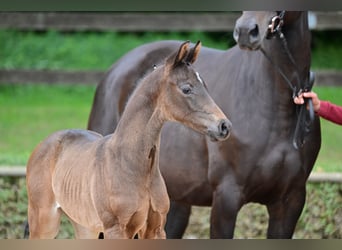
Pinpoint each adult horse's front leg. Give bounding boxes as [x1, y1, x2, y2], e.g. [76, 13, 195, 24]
[165, 201, 192, 238]
[210, 178, 242, 238]
[266, 186, 306, 238]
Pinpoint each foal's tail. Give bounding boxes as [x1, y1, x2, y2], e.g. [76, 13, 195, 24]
[23, 220, 29, 239]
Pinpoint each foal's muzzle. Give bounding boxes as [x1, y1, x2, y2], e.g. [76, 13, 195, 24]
[208, 119, 232, 141]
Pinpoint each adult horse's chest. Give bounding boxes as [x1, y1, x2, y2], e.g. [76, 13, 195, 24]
[208, 68, 301, 200]
[236, 127, 303, 202]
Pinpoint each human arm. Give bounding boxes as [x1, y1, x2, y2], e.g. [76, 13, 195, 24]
[294, 91, 342, 125]
[317, 101, 342, 125]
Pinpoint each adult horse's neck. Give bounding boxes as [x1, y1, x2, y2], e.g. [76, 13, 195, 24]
[263, 12, 310, 95]
[258, 12, 311, 141]
[228, 12, 311, 143]
[109, 68, 165, 172]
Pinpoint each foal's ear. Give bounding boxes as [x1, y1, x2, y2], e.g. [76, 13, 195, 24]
[186, 41, 201, 64]
[167, 41, 190, 68]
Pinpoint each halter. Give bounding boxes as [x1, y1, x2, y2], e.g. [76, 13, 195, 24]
[266, 11, 285, 39]
[262, 11, 315, 149]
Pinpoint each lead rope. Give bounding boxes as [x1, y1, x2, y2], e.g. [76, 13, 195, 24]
[292, 72, 315, 149]
[262, 12, 315, 149]
[260, 47, 297, 95]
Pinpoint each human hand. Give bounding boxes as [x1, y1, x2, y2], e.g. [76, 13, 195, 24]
[293, 91, 320, 112]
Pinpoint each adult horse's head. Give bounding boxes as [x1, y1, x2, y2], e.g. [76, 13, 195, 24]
[160, 41, 232, 141]
[233, 11, 303, 50]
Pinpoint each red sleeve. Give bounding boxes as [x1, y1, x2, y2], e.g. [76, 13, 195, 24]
[317, 101, 342, 125]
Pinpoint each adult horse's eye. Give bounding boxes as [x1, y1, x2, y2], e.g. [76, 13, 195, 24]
[180, 85, 192, 95]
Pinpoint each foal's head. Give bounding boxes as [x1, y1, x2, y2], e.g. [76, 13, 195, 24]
[158, 41, 231, 141]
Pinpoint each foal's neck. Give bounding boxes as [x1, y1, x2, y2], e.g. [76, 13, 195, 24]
[110, 68, 165, 166]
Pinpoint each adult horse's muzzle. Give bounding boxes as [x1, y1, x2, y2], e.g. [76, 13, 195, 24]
[233, 12, 268, 51]
[208, 118, 232, 142]
[233, 21, 261, 51]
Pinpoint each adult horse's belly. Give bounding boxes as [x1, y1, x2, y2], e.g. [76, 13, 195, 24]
[159, 123, 213, 206]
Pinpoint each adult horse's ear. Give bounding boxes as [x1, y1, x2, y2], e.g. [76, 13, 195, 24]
[186, 41, 201, 64]
[167, 41, 190, 68]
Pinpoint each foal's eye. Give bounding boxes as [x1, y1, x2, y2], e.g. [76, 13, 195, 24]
[180, 85, 192, 95]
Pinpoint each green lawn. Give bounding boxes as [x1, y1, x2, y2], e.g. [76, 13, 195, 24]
[0, 30, 232, 71]
[1, 30, 342, 70]
[311, 30, 342, 70]
[0, 84, 96, 165]
[312, 86, 342, 172]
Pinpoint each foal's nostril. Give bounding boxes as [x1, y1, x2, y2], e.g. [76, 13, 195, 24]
[219, 119, 231, 138]
[249, 24, 259, 38]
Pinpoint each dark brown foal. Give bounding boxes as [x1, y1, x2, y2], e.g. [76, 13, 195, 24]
[26, 41, 231, 239]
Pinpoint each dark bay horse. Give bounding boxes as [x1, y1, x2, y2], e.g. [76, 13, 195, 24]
[26, 41, 231, 239]
[87, 11, 321, 238]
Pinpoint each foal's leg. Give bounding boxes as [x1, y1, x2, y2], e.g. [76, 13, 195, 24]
[68, 219, 99, 239]
[28, 202, 62, 239]
[139, 209, 167, 239]
[103, 225, 129, 239]
[27, 173, 62, 238]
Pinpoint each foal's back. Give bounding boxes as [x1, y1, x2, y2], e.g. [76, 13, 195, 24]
[26, 129, 104, 202]
[27, 129, 103, 170]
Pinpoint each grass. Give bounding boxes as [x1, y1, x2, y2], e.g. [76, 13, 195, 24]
[0, 84, 96, 165]
[0, 30, 232, 71]
[312, 86, 342, 172]
[311, 30, 342, 70]
[1, 29, 342, 70]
